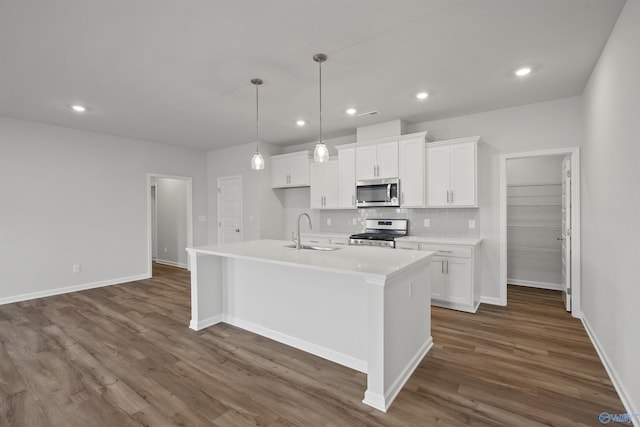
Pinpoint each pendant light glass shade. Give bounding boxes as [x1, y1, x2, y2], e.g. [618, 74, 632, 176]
[250, 78, 265, 170]
[313, 53, 329, 163]
[251, 152, 264, 169]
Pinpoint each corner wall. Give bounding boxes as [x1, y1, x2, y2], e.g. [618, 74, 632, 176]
[0, 117, 208, 303]
[582, 0, 640, 416]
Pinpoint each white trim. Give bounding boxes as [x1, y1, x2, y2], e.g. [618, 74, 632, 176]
[363, 337, 433, 412]
[508, 279, 563, 291]
[0, 274, 150, 306]
[581, 314, 639, 426]
[479, 296, 504, 306]
[154, 259, 188, 269]
[224, 315, 368, 373]
[147, 173, 194, 277]
[432, 300, 479, 313]
[499, 147, 581, 317]
[189, 314, 223, 331]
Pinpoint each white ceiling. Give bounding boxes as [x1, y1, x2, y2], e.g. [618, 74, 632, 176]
[0, 0, 626, 151]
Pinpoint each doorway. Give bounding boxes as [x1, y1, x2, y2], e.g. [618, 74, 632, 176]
[499, 147, 581, 317]
[217, 175, 243, 244]
[147, 174, 193, 277]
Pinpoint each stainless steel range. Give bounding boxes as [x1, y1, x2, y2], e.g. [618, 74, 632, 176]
[349, 219, 408, 248]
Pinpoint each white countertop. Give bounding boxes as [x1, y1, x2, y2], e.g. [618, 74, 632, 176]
[395, 236, 483, 246]
[187, 239, 433, 280]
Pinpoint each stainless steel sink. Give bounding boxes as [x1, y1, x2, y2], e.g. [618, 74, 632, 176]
[283, 243, 342, 251]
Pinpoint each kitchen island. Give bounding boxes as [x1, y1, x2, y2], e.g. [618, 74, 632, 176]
[186, 239, 434, 412]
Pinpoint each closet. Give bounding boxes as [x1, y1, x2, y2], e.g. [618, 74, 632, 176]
[507, 156, 564, 289]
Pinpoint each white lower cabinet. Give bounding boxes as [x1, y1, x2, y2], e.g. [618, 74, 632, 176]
[396, 240, 480, 313]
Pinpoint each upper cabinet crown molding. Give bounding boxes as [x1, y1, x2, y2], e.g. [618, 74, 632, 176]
[334, 131, 434, 151]
[270, 151, 311, 188]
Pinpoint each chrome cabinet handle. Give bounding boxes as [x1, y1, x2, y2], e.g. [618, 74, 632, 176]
[441, 260, 444, 274]
[446, 190, 450, 203]
[446, 260, 449, 274]
[451, 191, 454, 203]
[438, 250, 453, 253]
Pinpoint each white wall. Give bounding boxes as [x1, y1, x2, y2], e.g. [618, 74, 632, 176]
[155, 178, 188, 267]
[0, 117, 207, 303]
[206, 142, 284, 244]
[507, 156, 563, 185]
[582, 0, 640, 416]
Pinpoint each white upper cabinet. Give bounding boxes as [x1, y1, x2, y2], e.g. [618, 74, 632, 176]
[337, 147, 356, 209]
[355, 141, 398, 180]
[399, 137, 426, 208]
[310, 160, 338, 209]
[426, 137, 479, 208]
[270, 151, 311, 188]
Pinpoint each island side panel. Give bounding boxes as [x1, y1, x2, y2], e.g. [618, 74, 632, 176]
[363, 258, 433, 412]
[223, 257, 369, 372]
[188, 251, 224, 330]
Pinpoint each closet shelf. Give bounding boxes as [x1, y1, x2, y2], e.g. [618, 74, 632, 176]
[508, 246, 561, 254]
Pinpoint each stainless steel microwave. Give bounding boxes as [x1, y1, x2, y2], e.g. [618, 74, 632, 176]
[356, 178, 400, 208]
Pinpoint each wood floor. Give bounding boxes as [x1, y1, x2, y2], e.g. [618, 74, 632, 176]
[0, 264, 625, 426]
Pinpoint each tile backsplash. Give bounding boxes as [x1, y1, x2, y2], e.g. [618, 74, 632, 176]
[317, 208, 481, 237]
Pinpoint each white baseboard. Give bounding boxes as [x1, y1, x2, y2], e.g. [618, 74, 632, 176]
[581, 313, 639, 427]
[155, 259, 188, 269]
[189, 314, 223, 331]
[478, 296, 505, 306]
[364, 337, 433, 412]
[224, 315, 367, 373]
[0, 273, 150, 306]
[508, 279, 563, 291]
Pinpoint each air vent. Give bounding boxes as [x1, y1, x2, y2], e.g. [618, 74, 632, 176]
[358, 110, 380, 117]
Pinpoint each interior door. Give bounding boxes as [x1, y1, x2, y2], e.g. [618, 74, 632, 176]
[561, 156, 572, 311]
[218, 175, 243, 244]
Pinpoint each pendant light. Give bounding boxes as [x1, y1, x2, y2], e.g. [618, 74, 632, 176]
[313, 53, 329, 163]
[250, 78, 265, 170]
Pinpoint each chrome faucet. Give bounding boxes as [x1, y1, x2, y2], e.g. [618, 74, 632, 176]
[296, 212, 312, 250]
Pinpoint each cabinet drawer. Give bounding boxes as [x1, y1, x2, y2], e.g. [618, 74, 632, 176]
[418, 244, 471, 258]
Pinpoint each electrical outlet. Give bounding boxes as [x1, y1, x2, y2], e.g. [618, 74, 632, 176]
[164, 247, 168, 253]
[352, 218, 357, 225]
[424, 219, 430, 227]
[327, 218, 332, 226]
[469, 220, 476, 229]
[72, 265, 81, 273]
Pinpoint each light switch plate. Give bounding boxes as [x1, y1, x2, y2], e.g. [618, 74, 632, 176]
[424, 219, 430, 227]
[469, 220, 476, 229]
[327, 218, 332, 226]
[352, 218, 357, 225]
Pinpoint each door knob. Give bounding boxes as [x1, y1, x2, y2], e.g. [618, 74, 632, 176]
[236, 229, 240, 232]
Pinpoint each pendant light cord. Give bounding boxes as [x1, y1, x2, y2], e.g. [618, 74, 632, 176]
[255, 82, 260, 153]
[318, 59, 323, 144]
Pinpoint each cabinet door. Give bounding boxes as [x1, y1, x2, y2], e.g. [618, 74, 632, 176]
[450, 143, 476, 206]
[426, 145, 451, 207]
[323, 161, 339, 208]
[430, 257, 445, 300]
[376, 141, 399, 178]
[271, 156, 290, 188]
[444, 258, 472, 305]
[289, 153, 310, 187]
[399, 138, 425, 207]
[309, 162, 324, 209]
[355, 144, 378, 180]
[337, 148, 356, 208]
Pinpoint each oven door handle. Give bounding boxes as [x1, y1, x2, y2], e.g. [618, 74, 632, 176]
[387, 183, 391, 203]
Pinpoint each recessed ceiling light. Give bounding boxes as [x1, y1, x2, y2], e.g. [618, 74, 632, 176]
[296, 120, 306, 127]
[346, 108, 357, 115]
[70, 104, 87, 113]
[515, 67, 532, 77]
[415, 92, 429, 100]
